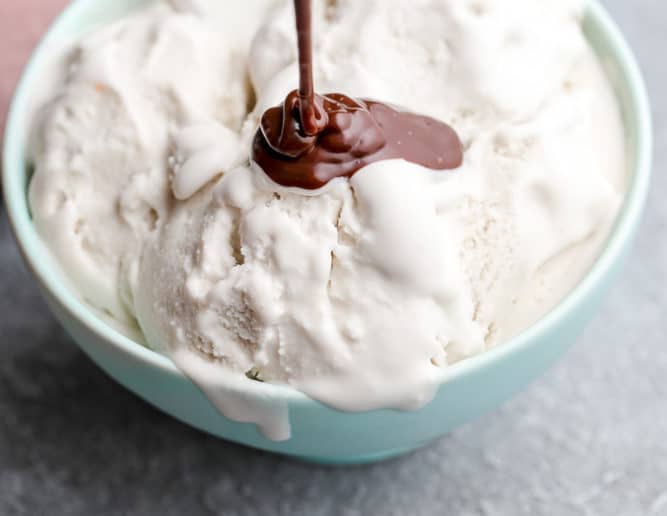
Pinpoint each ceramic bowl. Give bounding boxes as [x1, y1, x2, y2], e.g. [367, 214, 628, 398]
[2, 0, 652, 464]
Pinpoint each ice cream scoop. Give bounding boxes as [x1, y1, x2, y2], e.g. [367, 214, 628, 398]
[28, 0, 627, 440]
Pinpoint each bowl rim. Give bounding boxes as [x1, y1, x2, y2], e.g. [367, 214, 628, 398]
[2, 0, 653, 406]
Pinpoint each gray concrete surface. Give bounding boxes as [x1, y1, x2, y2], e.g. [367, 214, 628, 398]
[1, 1, 665, 515]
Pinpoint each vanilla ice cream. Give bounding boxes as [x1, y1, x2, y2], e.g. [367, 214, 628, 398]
[29, 1, 269, 327]
[29, 0, 626, 440]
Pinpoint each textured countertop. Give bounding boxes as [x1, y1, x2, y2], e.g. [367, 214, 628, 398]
[1, 1, 665, 515]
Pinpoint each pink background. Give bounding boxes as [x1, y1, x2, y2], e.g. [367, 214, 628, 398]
[0, 0, 67, 139]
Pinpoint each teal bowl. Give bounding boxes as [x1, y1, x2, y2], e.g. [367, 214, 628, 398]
[2, 0, 652, 464]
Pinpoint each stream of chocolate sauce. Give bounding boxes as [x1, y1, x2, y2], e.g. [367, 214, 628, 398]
[252, 0, 464, 190]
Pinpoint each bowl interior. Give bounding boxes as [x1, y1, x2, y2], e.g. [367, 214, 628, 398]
[2, 0, 652, 403]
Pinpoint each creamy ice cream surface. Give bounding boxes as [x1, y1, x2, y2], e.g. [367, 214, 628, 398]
[29, 0, 626, 440]
[28, 1, 269, 326]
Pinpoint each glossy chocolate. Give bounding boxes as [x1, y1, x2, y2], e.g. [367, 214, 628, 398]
[252, 0, 463, 189]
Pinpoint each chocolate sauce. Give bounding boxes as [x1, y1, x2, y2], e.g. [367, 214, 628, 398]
[252, 0, 463, 190]
[294, 0, 323, 136]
